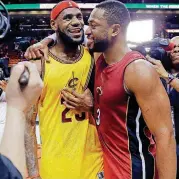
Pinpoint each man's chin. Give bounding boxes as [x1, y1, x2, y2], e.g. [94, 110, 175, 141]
[70, 40, 84, 47]
[91, 47, 106, 53]
[91, 41, 109, 53]
[72, 38, 83, 44]
[58, 30, 84, 46]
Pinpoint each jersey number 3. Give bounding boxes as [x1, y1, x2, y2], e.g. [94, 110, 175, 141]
[96, 108, 100, 126]
[61, 98, 86, 123]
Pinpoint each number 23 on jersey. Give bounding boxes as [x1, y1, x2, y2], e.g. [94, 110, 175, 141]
[61, 98, 86, 123]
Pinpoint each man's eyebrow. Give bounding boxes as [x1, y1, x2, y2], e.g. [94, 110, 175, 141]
[63, 12, 82, 18]
[63, 14, 73, 19]
[88, 19, 97, 24]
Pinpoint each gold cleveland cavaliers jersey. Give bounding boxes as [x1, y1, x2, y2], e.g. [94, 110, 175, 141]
[38, 46, 103, 179]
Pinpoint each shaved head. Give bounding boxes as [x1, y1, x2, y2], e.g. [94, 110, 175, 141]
[171, 36, 179, 45]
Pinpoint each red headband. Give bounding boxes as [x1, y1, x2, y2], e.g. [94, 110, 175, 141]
[51, 1, 80, 20]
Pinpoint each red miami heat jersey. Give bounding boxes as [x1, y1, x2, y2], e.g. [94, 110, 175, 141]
[94, 51, 158, 179]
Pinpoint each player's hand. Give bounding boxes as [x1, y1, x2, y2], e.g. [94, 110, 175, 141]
[0, 80, 7, 91]
[146, 55, 168, 78]
[24, 42, 49, 62]
[6, 61, 43, 113]
[61, 88, 93, 112]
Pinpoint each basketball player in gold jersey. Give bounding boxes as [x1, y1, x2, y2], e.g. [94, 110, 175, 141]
[24, 1, 103, 179]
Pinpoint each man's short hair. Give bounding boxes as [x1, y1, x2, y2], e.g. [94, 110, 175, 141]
[171, 36, 179, 46]
[96, 0, 131, 33]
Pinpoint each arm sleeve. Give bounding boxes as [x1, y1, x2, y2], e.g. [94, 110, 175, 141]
[0, 154, 22, 179]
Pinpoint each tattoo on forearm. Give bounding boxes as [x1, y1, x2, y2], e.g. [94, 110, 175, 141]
[25, 105, 39, 176]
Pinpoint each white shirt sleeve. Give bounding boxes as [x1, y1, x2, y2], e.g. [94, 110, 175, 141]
[46, 33, 57, 43]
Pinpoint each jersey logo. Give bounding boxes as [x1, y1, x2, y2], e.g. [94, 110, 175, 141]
[96, 86, 103, 96]
[68, 78, 79, 90]
[96, 86, 103, 104]
[67, 71, 79, 90]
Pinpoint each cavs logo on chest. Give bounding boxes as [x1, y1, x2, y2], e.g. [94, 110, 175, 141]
[68, 77, 79, 90]
[67, 71, 79, 90]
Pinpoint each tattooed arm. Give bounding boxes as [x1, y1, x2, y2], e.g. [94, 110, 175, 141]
[25, 60, 43, 179]
[25, 104, 40, 179]
[0, 62, 43, 178]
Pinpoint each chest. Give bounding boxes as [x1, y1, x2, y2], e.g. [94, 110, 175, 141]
[44, 60, 89, 91]
[95, 65, 127, 106]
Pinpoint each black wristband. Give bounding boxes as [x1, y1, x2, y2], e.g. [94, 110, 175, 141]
[168, 73, 175, 84]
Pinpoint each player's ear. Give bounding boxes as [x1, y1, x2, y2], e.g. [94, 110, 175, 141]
[51, 20, 58, 31]
[110, 24, 121, 37]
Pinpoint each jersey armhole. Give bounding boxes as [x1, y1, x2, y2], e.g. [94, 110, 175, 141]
[123, 58, 145, 96]
[123, 82, 132, 95]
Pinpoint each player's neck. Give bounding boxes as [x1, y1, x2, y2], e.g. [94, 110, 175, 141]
[103, 37, 131, 65]
[56, 38, 79, 53]
[51, 42, 81, 62]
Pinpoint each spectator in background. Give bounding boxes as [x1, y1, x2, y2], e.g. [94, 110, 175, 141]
[0, 61, 43, 179]
[147, 36, 179, 178]
[147, 36, 179, 91]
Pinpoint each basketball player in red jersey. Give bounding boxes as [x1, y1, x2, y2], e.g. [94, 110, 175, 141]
[60, 1, 176, 179]
[24, 1, 176, 178]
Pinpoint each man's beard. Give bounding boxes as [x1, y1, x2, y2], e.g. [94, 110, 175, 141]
[91, 38, 109, 53]
[57, 29, 84, 48]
